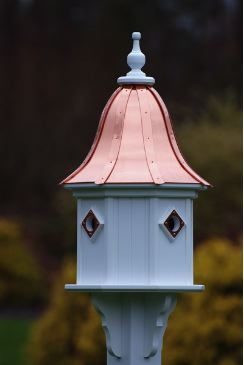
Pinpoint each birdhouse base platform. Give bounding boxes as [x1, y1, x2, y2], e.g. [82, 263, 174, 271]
[65, 284, 205, 292]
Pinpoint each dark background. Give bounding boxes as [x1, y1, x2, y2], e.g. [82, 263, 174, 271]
[1, 0, 241, 210]
[0, 0, 242, 262]
[0, 1, 242, 365]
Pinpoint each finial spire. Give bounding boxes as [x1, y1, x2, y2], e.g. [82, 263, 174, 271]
[117, 32, 155, 86]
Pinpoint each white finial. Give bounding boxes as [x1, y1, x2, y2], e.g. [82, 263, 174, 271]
[117, 32, 155, 86]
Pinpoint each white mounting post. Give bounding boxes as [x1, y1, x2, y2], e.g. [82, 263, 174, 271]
[92, 293, 176, 365]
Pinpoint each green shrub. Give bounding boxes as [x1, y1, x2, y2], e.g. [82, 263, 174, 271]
[29, 259, 105, 365]
[30, 238, 242, 365]
[177, 95, 242, 240]
[164, 238, 242, 365]
[0, 219, 44, 308]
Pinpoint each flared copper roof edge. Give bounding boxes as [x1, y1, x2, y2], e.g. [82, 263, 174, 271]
[60, 87, 122, 185]
[149, 88, 210, 187]
[63, 182, 208, 191]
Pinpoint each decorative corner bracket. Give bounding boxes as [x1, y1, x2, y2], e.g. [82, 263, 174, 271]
[92, 293, 177, 365]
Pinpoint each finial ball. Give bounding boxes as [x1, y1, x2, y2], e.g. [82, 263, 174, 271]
[132, 32, 141, 40]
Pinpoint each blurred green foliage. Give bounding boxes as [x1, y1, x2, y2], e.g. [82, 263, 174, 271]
[29, 238, 242, 365]
[29, 259, 105, 365]
[164, 238, 242, 365]
[0, 219, 45, 308]
[0, 319, 33, 365]
[177, 95, 242, 240]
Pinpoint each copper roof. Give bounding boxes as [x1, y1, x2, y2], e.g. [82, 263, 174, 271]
[62, 85, 209, 186]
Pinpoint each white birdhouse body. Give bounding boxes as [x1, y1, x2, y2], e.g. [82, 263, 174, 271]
[64, 184, 205, 291]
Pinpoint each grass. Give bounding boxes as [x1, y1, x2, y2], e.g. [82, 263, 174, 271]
[0, 318, 34, 365]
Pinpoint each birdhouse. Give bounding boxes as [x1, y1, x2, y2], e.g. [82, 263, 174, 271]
[62, 32, 209, 365]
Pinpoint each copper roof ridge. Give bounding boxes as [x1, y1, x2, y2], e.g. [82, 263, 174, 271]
[136, 86, 164, 184]
[95, 87, 133, 184]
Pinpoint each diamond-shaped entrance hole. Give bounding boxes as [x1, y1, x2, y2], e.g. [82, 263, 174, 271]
[82, 210, 100, 238]
[164, 210, 184, 238]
